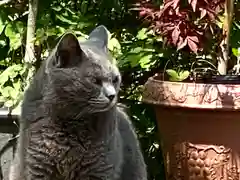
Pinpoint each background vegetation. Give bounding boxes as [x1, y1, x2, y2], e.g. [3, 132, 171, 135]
[0, 0, 239, 179]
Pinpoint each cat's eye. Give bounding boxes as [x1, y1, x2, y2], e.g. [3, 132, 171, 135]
[112, 76, 119, 84]
[94, 78, 102, 85]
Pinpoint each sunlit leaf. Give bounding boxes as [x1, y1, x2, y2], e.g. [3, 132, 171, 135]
[166, 69, 179, 81]
[232, 48, 239, 57]
[139, 54, 153, 69]
[5, 22, 23, 50]
[136, 28, 148, 40]
[0, 72, 8, 84]
[9, 88, 18, 99]
[108, 37, 121, 51]
[4, 99, 14, 107]
[179, 70, 190, 80]
[1, 86, 14, 98]
[0, 64, 23, 84]
[13, 80, 21, 91]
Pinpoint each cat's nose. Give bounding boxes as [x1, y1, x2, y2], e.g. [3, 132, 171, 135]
[107, 95, 115, 101]
[103, 82, 116, 102]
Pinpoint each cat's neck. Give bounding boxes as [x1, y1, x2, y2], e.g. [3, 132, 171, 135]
[89, 107, 118, 140]
[44, 106, 118, 141]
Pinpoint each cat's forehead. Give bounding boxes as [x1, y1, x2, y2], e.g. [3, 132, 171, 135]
[80, 43, 118, 73]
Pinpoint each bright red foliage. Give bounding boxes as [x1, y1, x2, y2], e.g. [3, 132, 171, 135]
[136, 0, 225, 53]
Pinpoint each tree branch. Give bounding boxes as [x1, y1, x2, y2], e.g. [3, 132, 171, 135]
[217, 0, 234, 75]
[0, 0, 12, 6]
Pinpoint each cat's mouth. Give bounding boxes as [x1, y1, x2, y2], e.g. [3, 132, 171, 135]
[99, 96, 117, 112]
[88, 96, 117, 112]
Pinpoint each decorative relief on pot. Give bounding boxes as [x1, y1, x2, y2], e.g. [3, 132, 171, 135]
[166, 142, 240, 180]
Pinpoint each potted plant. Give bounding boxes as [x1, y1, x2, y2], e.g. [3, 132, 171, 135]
[136, 0, 240, 179]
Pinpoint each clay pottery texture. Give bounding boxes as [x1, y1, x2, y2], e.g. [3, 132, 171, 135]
[142, 74, 240, 180]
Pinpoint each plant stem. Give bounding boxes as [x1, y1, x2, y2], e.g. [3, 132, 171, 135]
[24, 0, 39, 88]
[217, 0, 234, 75]
[19, 0, 39, 178]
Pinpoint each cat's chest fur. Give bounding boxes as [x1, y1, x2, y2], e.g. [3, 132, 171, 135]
[27, 110, 123, 180]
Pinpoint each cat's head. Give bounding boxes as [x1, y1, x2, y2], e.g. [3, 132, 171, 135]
[43, 25, 121, 119]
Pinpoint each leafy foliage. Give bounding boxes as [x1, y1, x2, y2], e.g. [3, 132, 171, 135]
[137, 0, 225, 53]
[136, 0, 240, 79]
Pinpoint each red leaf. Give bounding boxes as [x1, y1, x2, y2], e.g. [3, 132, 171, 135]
[164, 1, 174, 10]
[188, 36, 199, 43]
[173, 0, 180, 9]
[200, 9, 207, 19]
[177, 37, 188, 50]
[191, 0, 197, 12]
[207, 11, 215, 20]
[187, 37, 198, 53]
[203, 0, 210, 4]
[165, 26, 175, 31]
[172, 27, 180, 45]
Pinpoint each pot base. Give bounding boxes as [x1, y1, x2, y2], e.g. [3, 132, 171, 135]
[155, 106, 240, 180]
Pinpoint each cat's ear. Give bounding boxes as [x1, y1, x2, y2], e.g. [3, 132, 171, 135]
[53, 32, 82, 68]
[88, 25, 109, 49]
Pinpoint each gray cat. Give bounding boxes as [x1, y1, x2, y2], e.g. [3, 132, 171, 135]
[9, 25, 147, 180]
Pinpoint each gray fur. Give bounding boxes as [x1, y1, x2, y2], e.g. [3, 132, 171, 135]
[9, 25, 147, 180]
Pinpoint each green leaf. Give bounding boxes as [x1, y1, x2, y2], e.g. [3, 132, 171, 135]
[1, 86, 14, 98]
[0, 71, 9, 84]
[136, 28, 148, 40]
[5, 23, 23, 50]
[15, 21, 24, 32]
[108, 37, 121, 51]
[178, 70, 190, 81]
[9, 88, 18, 99]
[139, 54, 153, 69]
[77, 36, 87, 41]
[5, 21, 24, 37]
[56, 14, 77, 25]
[52, 6, 62, 11]
[5, 23, 14, 37]
[166, 69, 179, 81]
[0, 96, 4, 103]
[126, 53, 142, 67]
[166, 69, 190, 82]
[0, 64, 23, 84]
[4, 99, 14, 108]
[13, 80, 21, 91]
[0, 16, 6, 35]
[216, 15, 224, 29]
[232, 48, 239, 57]
[0, 39, 6, 47]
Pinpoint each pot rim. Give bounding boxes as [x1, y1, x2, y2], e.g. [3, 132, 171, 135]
[142, 74, 240, 111]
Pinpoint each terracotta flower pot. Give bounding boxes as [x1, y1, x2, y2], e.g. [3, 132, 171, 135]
[142, 74, 240, 180]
